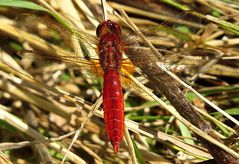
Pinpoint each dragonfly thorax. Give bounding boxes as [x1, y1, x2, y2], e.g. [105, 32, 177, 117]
[98, 33, 123, 71]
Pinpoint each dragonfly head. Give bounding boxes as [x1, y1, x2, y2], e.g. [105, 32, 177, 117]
[96, 20, 121, 37]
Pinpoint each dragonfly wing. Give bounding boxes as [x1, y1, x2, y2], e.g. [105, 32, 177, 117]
[122, 11, 203, 50]
[16, 49, 103, 83]
[159, 48, 222, 76]
[123, 32, 221, 93]
[120, 71, 153, 97]
[16, 14, 99, 50]
[120, 11, 212, 84]
[123, 47, 221, 77]
[6, 15, 103, 82]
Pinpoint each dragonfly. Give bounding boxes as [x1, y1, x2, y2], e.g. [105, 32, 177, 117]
[3, 11, 219, 153]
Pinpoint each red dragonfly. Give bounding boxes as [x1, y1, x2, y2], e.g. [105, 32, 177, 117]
[96, 20, 124, 152]
[12, 12, 217, 153]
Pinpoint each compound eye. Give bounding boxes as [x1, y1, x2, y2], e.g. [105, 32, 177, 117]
[96, 21, 107, 37]
[110, 23, 121, 34]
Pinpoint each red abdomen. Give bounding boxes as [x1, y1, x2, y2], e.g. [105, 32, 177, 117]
[103, 68, 124, 153]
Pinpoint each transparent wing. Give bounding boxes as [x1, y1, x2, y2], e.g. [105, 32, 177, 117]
[15, 14, 99, 50]
[16, 49, 103, 81]
[123, 11, 203, 49]
[11, 12, 220, 95]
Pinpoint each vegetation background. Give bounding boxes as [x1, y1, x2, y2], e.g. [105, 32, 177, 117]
[0, 0, 238, 163]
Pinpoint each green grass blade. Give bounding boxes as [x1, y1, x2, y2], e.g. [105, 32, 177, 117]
[0, 0, 71, 31]
[212, 108, 239, 116]
[178, 121, 195, 145]
[0, 0, 49, 12]
[131, 137, 146, 164]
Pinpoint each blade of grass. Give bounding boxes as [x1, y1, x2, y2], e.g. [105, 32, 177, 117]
[177, 120, 195, 145]
[131, 138, 146, 164]
[205, 14, 239, 36]
[0, 0, 49, 12]
[160, 0, 190, 11]
[0, 0, 71, 31]
[124, 126, 137, 164]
